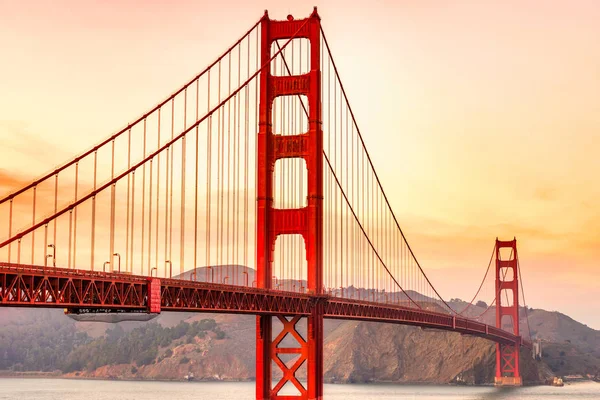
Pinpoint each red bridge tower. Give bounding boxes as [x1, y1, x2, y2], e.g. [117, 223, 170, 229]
[256, 8, 324, 400]
[495, 238, 522, 386]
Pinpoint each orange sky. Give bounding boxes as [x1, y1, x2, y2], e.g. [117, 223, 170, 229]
[1, 1, 599, 328]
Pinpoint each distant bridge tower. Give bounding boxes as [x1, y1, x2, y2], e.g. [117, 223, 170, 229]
[255, 8, 324, 400]
[495, 238, 522, 386]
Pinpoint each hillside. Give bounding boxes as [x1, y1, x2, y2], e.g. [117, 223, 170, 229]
[446, 299, 600, 378]
[1, 268, 598, 384]
[2, 300, 599, 384]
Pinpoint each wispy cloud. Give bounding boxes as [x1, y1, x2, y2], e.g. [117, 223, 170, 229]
[0, 120, 70, 164]
[0, 169, 32, 192]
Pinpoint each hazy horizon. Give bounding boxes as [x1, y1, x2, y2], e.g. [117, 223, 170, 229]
[1, 1, 598, 329]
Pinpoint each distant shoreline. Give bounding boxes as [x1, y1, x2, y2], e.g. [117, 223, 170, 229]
[2, 372, 587, 386]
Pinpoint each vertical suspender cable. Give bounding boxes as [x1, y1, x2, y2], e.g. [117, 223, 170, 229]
[73, 162, 79, 268]
[68, 208, 72, 268]
[226, 53, 231, 280]
[53, 174, 58, 261]
[110, 140, 116, 272]
[91, 150, 97, 270]
[169, 99, 175, 273]
[126, 128, 131, 273]
[235, 44, 241, 284]
[148, 155, 153, 275]
[31, 186, 36, 264]
[164, 110, 170, 276]
[141, 119, 147, 275]
[243, 36, 250, 284]
[8, 199, 12, 262]
[206, 70, 212, 281]
[130, 168, 136, 275]
[345, 100, 349, 293]
[217, 60, 222, 281]
[181, 88, 187, 277]
[194, 79, 200, 279]
[333, 70, 337, 291]
[155, 111, 161, 276]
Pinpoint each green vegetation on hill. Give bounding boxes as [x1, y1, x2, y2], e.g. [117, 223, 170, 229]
[1, 303, 599, 383]
[0, 309, 224, 374]
[0, 310, 88, 372]
[62, 319, 225, 372]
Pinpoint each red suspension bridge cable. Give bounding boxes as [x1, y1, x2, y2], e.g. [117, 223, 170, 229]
[518, 258, 533, 340]
[322, 154, 421, 308]
[468, 247, 513, 321]
[320, 27, 453, 313]
[274, 41, 420, 308]
[0, 19, 262, 206]
[0, 18, 310, 250]
[452, 243, 496, 316]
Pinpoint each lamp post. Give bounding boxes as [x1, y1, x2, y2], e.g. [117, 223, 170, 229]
[113, 253, 121, 273]
[103, 261, 110, 272]
[165, 260, 172, 278]
[151, 267, 157, 277]
[252, 280, 257, 287]
[47, 244, 56, 267]
[223, 276, 229, 284]
[242, 271, 248, 287]
[207, 266, 213, 283]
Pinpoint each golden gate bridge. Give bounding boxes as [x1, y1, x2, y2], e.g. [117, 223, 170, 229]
[0, 8, 533, 399]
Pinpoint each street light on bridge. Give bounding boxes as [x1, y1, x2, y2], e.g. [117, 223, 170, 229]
[165, 260, 172, 278]
[112, 253, 121, 273]
[103, 261, 110, 272]
[242, 271, 248, 287]
[46, 244, 56, 267]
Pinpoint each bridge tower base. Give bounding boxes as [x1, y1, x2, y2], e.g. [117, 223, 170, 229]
[256, 9, 323, 400]
[494, 238, 522, 387]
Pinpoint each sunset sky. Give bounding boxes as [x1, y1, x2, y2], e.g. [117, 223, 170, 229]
[1, 1, 599, 328]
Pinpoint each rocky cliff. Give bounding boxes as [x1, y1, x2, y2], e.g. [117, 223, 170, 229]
[3, 304, 596, 384]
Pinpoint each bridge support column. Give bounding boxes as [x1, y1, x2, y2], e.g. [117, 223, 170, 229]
[256, 8, 323, 400]
[307, 303, 324, 399]
[494, 238, 522, 387]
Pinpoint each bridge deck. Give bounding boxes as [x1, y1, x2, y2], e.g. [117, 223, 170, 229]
[0, 263, 523, 346]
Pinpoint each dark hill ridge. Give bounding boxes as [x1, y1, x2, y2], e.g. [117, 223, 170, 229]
[1, 277, 599, 383]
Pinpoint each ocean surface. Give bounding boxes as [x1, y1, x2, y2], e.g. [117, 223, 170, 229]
[0, 379, 598, 400]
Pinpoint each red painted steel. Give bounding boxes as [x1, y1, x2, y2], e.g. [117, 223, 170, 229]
[324, 298, 519, 345]
[148, 278, 161, 313]
[256, 8, 323, 400]
[494, 239, 522, 386]
[0, 263, 525, 347]
[0, 9, 532, 397]
[0, 263, 147, 311]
